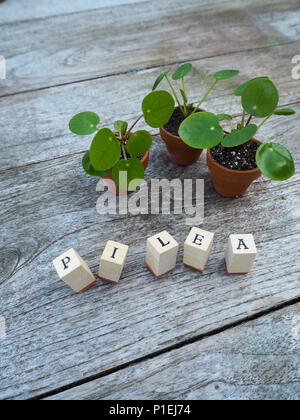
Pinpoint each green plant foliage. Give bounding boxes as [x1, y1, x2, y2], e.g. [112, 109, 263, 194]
[69, 112, 100, 135]
[234, 77, 269, 96]
[126, 130, 152, 157]
[172, 63, 193, 80]
[273, 108, 296, 116]
[217, 113, 233, 121]
[152, 70, 170, 91]
[112, 158, 145, 190]
[213, 69, 239, 80]
[242, 79, 279, 118]
[256, 143, 295, 181]
[221, 124, 258, 147]
[142, 91, 175, 128]
[114, 120, 128, 137]
[90, 128, 121, 171]
[178, 112, 223, 149]
[82, 152, 111, 177]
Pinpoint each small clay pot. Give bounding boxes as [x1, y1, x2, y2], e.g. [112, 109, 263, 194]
[160, 108, 204, 166]
[102, 151, 150, 195]
[206, 139, 262, 198]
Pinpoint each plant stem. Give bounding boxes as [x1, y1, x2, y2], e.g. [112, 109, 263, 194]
[165, 75, 185, 115]
[241, 110, 246, 127]
[192, 79, 218, 114]
[257, 112, 274, 130]
[246, 115, 253, 126]
[127, 115, 143, 135]
[121, 144, 128, 160]
[182, 77, 187, 115]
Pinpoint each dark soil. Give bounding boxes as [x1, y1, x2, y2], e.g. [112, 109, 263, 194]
[164, 108, 201, 136]
[211, 140, 259, 171]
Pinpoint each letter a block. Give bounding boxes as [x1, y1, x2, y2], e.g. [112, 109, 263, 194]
[98, 241, 129, 283]
[146, 230, 179, 278]
[53, 248, 96, 293]
[184, 227, 215, 271]
[225, 234, 257, 274]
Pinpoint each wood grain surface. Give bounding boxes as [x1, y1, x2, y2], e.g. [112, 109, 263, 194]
[0, 0, 299, 400]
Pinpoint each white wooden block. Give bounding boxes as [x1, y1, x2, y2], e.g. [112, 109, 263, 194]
[183, 227, 215, 272]
[146, 230, 179, 278]
[98, 241, 129, 283]
[225, 234, 257, 274]
[53, 248, 96, 293]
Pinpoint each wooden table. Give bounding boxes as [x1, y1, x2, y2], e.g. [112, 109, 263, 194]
[0, 0, 299, 400]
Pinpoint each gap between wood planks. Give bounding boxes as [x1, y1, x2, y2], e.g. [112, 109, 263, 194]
[0, 39, 299, 100]
[31, 296, 300, 400]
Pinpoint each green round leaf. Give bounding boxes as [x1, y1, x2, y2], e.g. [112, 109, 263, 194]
[69, 112, 100, 135]
[213, 69, 239, 80]
[114, 120, 128, 137]
[112, 157, 145, 191]
[256, 143, 295, 181]
[221, 124, 258, 147]
[234, 77, 269, 96]
[142, 90, 175, 128]
[82, 151, 111, 177]
[178, 112, 223, 149]
[217, 113, 233, 121]
[90, 128, 121, 171]
[274, 108, 296, 116]
[242, 79, 279, 118]
[172, 63, 192, 80]
[152, 70, 170, 91]
[126, 130, 152, 157]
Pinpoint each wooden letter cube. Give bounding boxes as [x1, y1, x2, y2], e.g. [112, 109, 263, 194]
[98, 241, 129, 283]
[53, 248, 96, 293]
[146, 230, 179, 278]
[184, 227, 215, 272]
[225, 234, 257, 274]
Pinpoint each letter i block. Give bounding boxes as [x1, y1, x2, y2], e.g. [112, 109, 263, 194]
[98, 241, 129, 283]
[53, 248, 96, 293]
[146, 230, 179, 278]
[184, 227, 215, 272]
[225, 234, 257, 274]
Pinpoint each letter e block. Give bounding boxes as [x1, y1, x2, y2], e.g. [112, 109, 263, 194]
[53, 248, 96, 293]
[184, 227, 215, 271]
[225, 234, 257, 274]
[146, 230, 179, 278]
[98, 241, 129, 283]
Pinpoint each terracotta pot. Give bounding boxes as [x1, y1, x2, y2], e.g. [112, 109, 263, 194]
[160, 108, 204, 166]
[206, 139, 262, 198]
[102, 151, 150, 195]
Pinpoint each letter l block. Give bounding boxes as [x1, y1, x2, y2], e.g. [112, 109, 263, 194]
[146, 230, 179, 278]
[225, 234, 257, 274]
[53, 248, 96, 293]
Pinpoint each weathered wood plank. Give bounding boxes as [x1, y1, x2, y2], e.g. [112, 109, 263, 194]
[0, 42, 299, 171]
[0, 130, 299, 399]
[0, 0, 149, 24]
[0, 0, 299, 96]
[45, 303, 300, 400]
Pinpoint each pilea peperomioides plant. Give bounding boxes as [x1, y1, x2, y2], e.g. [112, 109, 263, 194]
[69, 92, 175, 192]
[150, 63, 240, 165]
[178, 77, 295, 197]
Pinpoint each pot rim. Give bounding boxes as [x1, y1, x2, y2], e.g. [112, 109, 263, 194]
[207, 138, 262, 175]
